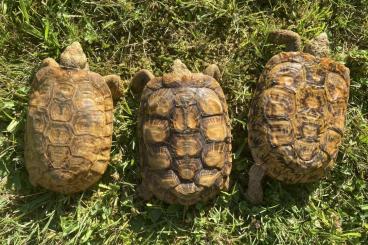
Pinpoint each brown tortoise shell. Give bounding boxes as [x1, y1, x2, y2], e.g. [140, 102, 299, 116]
[138, 70, 232, 205]
[25, 65, 114, 193]
[248, 52, 350, 183]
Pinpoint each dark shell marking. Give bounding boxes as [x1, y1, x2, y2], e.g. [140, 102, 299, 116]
[25, 66, 113, 193]
[139, 73, 232, 205]
[248, 52, 350, 183]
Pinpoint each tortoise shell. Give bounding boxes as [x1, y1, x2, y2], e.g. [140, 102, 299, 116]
[25, 65, 114, 193]
[138, 70, 232, 205]
[248, 52, 350, 183]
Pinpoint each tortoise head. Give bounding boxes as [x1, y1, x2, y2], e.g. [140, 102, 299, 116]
[171, 59, 222, 81]
[60, 42, 88, 69]
[304, 32, 330, 58]
[269, 29, 330, 58]
[130, 59, 222, 95]
[171, 59, 191, 76]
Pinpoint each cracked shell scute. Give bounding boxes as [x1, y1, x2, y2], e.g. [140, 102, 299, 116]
[25, 66, 114, 193]
[248, 52, 350, 183]
[139, 75, 232, 205]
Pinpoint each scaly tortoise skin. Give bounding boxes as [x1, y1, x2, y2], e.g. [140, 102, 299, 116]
[246, 31, 350, 204]
[25, 42, 121, 193]
[133, 60, 232, 205]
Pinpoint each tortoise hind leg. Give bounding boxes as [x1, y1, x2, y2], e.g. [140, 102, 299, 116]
[137, 182, 153, 201]
[246, 164, 266, 205]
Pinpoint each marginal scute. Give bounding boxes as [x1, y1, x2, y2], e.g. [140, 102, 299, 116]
[195, 169, 221, 187]
[174, 183, 201, 196]
[90, 160, 108, 175]
[325, 72, 348, 102]
[69, 157, 91, 172]
[321, 129, 342, 157]
[28, 108, 47, 133]
[156, 170, 180, 189]
[29, 79, 54, 107]
[328, 102, 347, 131]
[146, 146, 171, 169]
[47, 169, 75, 183]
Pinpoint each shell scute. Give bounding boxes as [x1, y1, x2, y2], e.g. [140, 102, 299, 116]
[49, 101, 73, 122]
[197, 88, 223, 116]
[202, 116, 227, 142]
[54, 82, 75, 101]
[143, 119, 169, 143]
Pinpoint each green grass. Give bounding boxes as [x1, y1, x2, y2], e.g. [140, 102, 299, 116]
[1, 0, 368, 244]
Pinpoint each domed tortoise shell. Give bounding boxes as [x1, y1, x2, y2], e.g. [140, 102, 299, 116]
[248, 52, 350, 183]
[25, 65, 114, 193]
[138, 71, 232, 205]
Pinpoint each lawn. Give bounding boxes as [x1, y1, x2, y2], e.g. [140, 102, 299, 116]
[0, 0, 368, 244]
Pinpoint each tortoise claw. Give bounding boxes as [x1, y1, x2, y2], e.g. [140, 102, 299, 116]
[246, 164, 265, 205]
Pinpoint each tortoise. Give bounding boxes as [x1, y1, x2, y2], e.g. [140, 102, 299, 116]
[25, 42, 122, 193]
[246, 30, 350, 204]
[131, 60, 232, 205]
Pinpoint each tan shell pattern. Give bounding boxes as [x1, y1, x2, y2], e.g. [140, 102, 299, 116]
[248, 52, 350, 183]
[25, 65, 114, 193]
[139, 72, 232, 205]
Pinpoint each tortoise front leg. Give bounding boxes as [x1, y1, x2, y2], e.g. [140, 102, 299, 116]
[130, 69, 155, 95]
[30, 58, 60, 88]
[203, 64, 222, 81]
[246, 164, 266, 205]
[104, 75, 123, 105]
[41, 58, 59, 68]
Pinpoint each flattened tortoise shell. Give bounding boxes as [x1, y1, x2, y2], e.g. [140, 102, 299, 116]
[25, 65, 114, 193]
[138, 71, 232, 205]
[248, 52, 350, 183]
